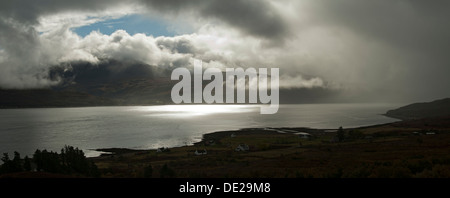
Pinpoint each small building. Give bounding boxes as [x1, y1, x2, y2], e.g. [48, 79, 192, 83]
[231, 133, 236, 138]
[426, 132, 436, 135]
[157, 147, 170, 152]
[194, 149, 207, 155]
[235, 144, 249, 152]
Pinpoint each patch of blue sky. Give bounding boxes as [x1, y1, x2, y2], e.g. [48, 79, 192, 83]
[73, 14, 175, 37]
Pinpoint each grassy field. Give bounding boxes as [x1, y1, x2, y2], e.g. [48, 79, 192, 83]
[92, 117, 450, 178]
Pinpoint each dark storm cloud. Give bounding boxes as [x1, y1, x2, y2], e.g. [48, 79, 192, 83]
[141, 0, 291, 42]
[200, 0, 291, 42]
[299, 0, 450, 101]
[0, 0, 128, 24]
[312, 0, 450, 54]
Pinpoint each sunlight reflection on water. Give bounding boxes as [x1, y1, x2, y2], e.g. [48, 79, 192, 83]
[129, 105, 260, 117]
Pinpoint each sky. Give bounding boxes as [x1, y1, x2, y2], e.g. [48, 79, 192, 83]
[73, 14, 177, 37]
[0, 0, 449, 103]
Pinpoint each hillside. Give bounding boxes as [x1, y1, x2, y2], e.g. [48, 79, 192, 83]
[385, 98, 450, 120]
[0, 78, 175, 108]
[0, 61, 176, 108]
[0, 60, 346, 108]
[0, 89, 118, 108]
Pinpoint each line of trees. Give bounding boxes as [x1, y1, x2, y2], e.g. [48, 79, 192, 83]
[0, 145, 99, 177]
[0, 151, 30, 173]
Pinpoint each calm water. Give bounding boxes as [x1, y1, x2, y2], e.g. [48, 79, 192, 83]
[0, 104, 400, 157]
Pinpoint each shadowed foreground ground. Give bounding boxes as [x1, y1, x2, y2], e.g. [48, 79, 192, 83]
[90, 116, 450, 178]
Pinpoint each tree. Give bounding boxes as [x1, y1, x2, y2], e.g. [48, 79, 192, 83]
[1, 153, 10, 163]
[33, 149, 61, 173]
[0, 153, 12, 174]
[61, 145, 88, 173]
[24, 156, 31, 171]
[337, 126, 345, 142]
[12, 151, 23, 172]
[33, 149, 43, 171]
[0, 152, 23, 173]
[13, 151, 20, 162]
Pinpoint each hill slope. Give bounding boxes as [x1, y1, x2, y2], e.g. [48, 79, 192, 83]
[385, 98, 450, 120]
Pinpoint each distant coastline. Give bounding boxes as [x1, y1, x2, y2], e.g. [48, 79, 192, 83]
[384, 98, 450, 120]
